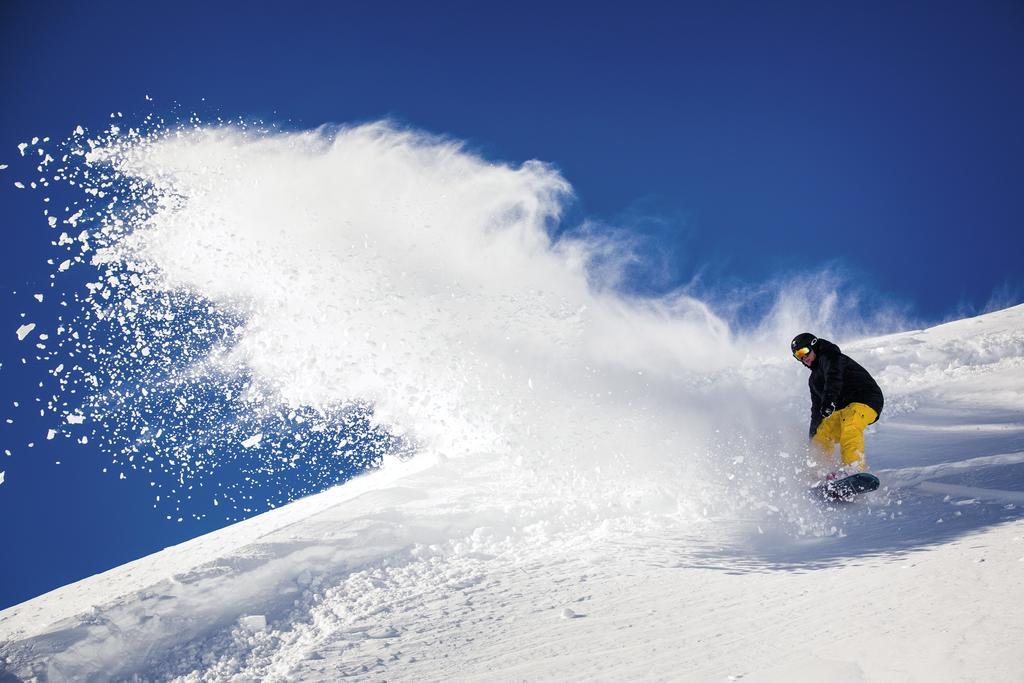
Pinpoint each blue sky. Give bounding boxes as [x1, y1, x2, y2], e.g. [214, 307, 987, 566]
[1, 1, 1022, 608]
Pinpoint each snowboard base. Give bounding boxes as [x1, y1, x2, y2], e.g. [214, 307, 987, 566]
[810, 472, 880, 502]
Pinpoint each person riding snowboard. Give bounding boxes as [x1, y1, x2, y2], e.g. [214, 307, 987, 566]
[791, 333, 884, 480]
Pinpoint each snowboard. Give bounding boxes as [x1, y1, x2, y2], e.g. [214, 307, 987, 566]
[810, 472, 880, 502]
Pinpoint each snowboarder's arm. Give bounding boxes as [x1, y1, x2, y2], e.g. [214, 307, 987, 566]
[809, 377, 822, 438]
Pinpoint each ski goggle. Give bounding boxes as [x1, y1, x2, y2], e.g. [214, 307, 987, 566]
[793, 346, 812, 361]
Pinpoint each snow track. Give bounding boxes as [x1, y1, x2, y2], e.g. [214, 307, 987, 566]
[917, 480, 1024, 504]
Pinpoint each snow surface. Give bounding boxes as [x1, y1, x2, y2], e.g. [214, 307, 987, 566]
[2, 305, 1023, 682]
[3, 121, 1023, 681]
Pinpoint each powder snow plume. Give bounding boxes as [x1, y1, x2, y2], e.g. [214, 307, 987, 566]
[11, 118, 847, 531]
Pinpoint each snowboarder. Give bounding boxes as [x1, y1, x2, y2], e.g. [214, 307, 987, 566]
[791, 333, 884, 480]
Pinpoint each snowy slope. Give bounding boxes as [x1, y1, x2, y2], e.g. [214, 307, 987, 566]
[2, 304, 1023, 682]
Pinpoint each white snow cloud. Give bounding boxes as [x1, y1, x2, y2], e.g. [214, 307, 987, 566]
[85, 123, 759, 501]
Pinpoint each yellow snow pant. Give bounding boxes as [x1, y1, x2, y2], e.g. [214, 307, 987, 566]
[812, 402, 878, 471]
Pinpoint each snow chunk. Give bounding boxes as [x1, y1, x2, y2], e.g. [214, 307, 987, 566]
[239, 614, 267, 632]
[241, 433, 263, 448]
[16, 323, 36, 340]
[0, 471, 5, 485]
[47, 429, 56, 440]
[34, 294, 44, 302]
[66, 413, 86, 424]
[18, 143, 28, 156]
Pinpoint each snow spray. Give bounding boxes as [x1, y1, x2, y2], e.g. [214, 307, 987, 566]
[8, 118, 852, 532]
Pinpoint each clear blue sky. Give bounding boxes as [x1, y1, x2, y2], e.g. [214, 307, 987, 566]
[1, 1, 1022, 608]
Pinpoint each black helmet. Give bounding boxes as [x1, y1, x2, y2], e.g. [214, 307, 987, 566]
[790, 333, 818, 357]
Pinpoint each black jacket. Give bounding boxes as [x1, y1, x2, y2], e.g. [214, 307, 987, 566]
[807, 338, 884, 438]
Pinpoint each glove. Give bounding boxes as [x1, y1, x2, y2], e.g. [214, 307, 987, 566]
[821, 401, 836, 418]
